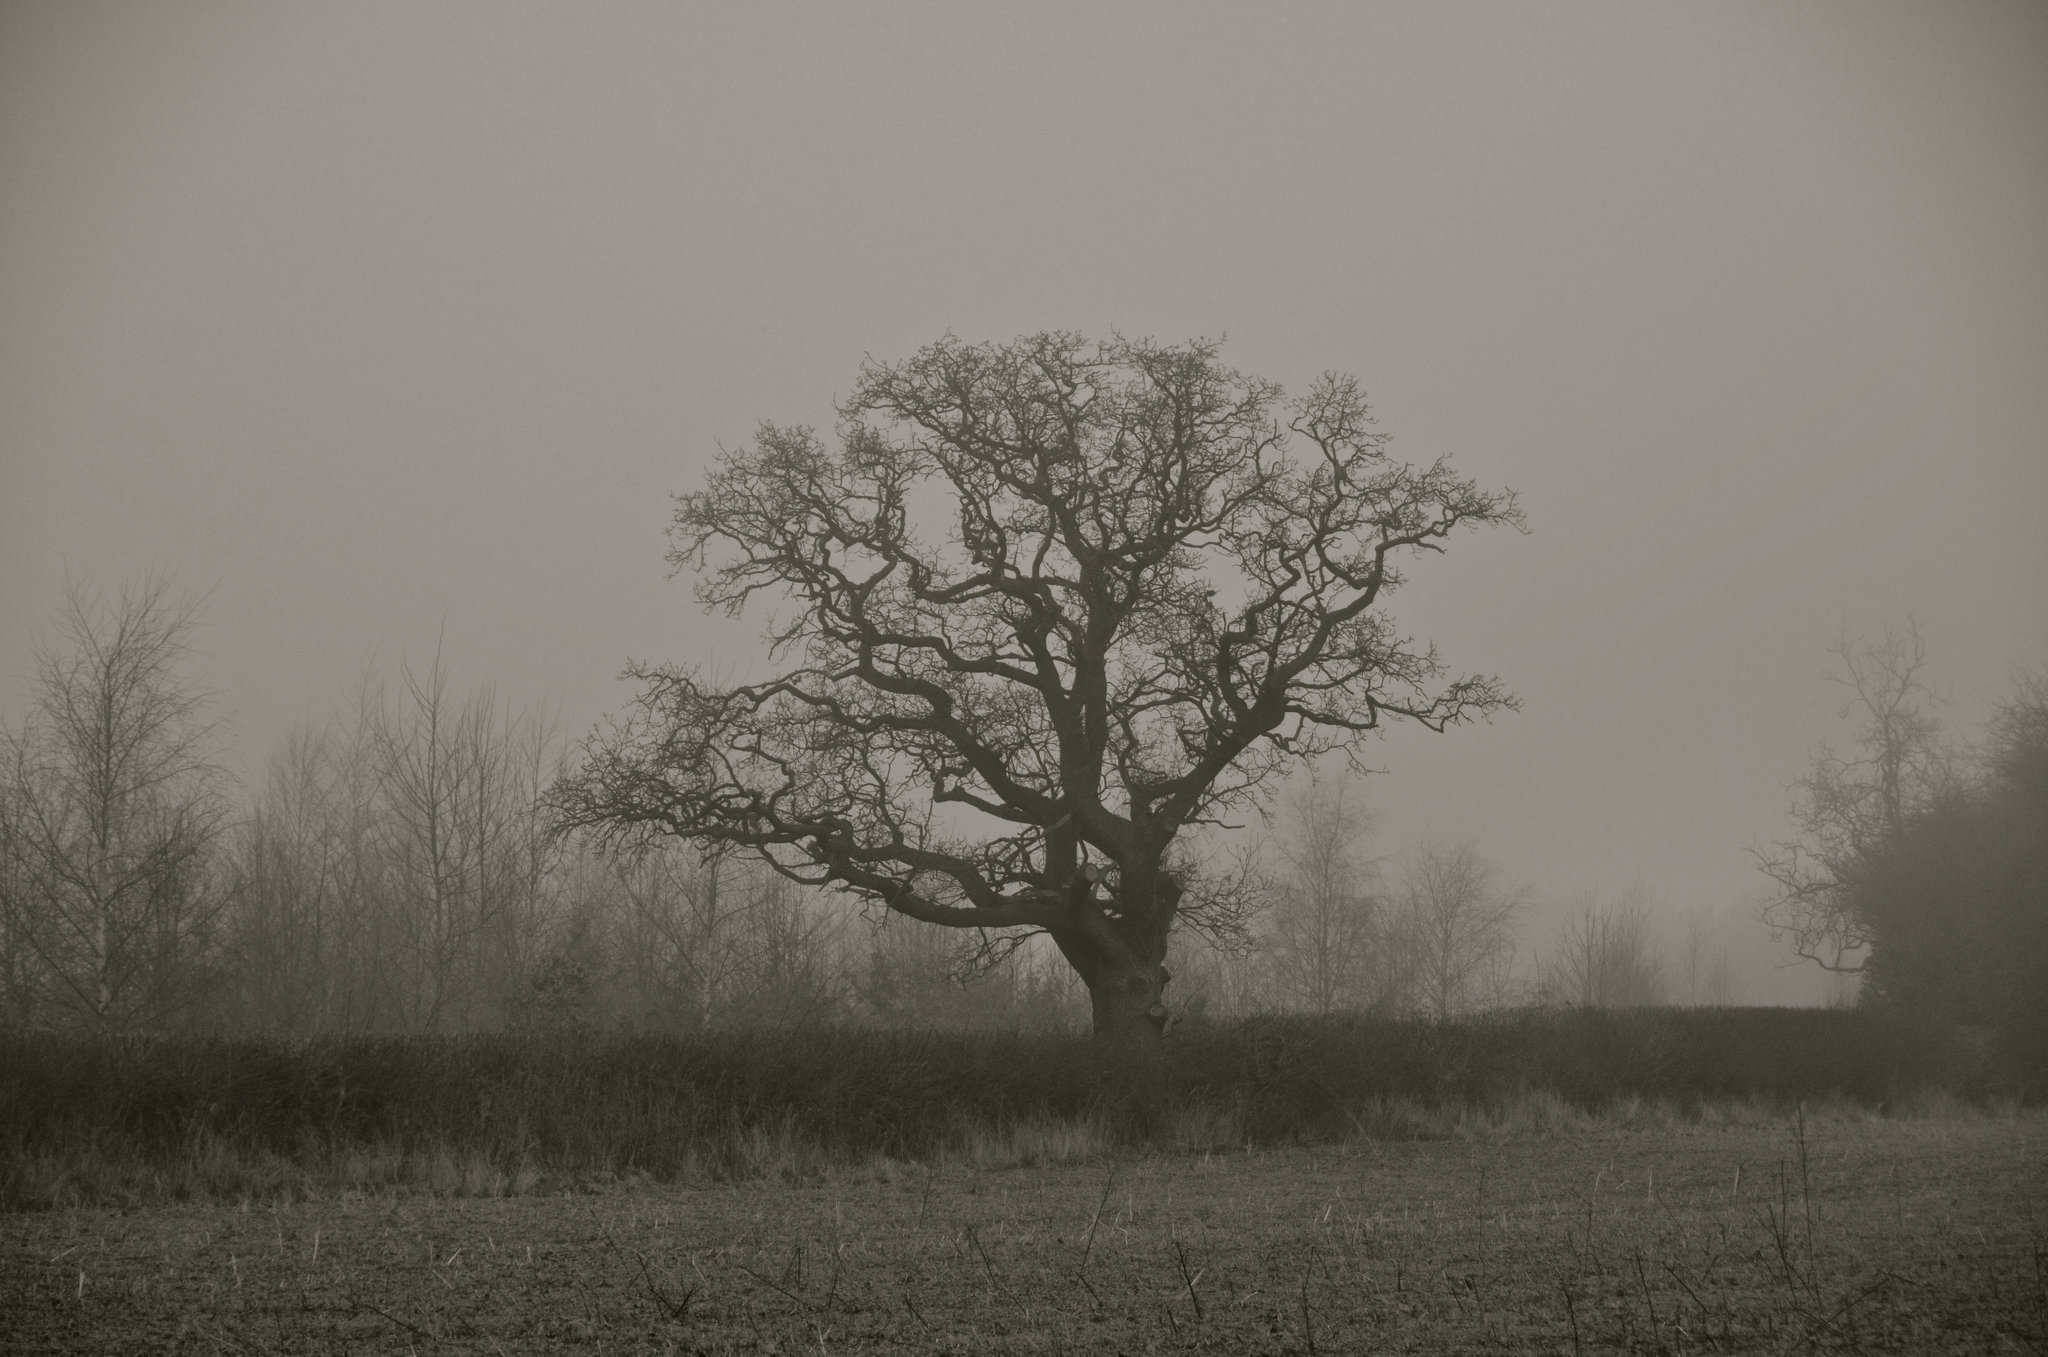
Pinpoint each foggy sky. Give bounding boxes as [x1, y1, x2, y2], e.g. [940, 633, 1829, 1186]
[4, 2, 2045, 1000]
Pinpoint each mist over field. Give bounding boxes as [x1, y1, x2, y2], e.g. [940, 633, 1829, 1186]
[6, 14, 2047, 1356]
[2, 2, 2044, 1025]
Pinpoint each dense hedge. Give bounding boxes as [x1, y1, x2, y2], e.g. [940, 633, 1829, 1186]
[2, 1007, 2020, 1192]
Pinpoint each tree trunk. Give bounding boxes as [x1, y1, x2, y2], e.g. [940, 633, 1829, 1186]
[1080, 954, 1170, 1056]
[1049, 877, 1175, 1058]
[1078, 954, 1171, 1135]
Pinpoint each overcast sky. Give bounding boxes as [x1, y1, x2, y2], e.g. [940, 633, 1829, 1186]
[4, 2, 2044, 1000]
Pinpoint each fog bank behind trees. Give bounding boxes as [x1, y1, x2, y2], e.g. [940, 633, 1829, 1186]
[11, 582, 2002, 1038]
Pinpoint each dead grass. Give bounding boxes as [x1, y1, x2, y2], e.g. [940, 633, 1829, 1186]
[4, 1104, 2041, 1354]
[9, 1088, 2029, 1215]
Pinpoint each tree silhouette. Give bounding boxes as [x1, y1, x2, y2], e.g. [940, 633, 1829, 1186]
[554, 333, 1521, 1050]
[1757, 623, 1954, 973]
[0, 578, 233, 1029]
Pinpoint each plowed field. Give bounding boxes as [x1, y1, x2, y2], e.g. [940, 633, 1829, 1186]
[5, 1109, 2042, 1354]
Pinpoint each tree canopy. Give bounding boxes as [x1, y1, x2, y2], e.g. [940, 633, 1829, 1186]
[1760, 626, 2047, 1075]
[553, 333, 1523, 1047]
[1756, 624, 1955, 973]
[1851, 673, 2048, 1066]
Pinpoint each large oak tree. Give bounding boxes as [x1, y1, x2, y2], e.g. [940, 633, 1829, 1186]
[553, 334, 1522, 1050]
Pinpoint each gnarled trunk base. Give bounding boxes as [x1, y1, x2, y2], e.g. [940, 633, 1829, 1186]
[1080, 962, 1170, 1132]
[1048, 902, 1172, 1063]
[1089, 969, 1167, 1047]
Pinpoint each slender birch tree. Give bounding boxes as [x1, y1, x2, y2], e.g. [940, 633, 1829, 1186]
[1266, 774, 1388, 1015]
[0, 579, 233, 1030]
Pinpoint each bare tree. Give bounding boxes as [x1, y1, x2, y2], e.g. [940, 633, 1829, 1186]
[852, 918, 1084, 1031]
[1672, 905, 1743, 1008]
[222, 654, 563, 1033]
[1545, 888, 1666, 1008]
[1395, 838, 1523, 1019]
[852, 908, 980, 1029]
[358, 651, 560, 1030]
[587, 842, 752, 1031]
[1265, 773, 1391, 1014]
[1679, 909, 1708, 1007]
[720, 871, 844, 1029]
[1844, 671, 2048, 1034]
[368, 652, 480, 1029]
[1469, 935, 1527, 1011]
[1705, 951, 1740, 1006]
[226, 725, 350, 1032]
[1165, 928, 1269, 1027]
[0, 780, 35, 1026]
[552, 333, 1521, 1052]
[0, 579, 234, 1030]
[1757, 623, 1954, 973]
[551, 839, 845, 1033]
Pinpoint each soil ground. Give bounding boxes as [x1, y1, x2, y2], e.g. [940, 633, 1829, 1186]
[4, 1106, 2043, 1354]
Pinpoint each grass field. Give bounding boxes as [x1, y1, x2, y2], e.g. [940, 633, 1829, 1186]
[5, 1100, 2042, 1354]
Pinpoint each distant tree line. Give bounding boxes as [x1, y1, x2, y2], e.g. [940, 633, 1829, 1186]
[22, 584, 2026, 1040]
[1167, 805, 1707, 1026]
[0, 580, 1733, 1035]
[0, 581, 1088, 1034]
